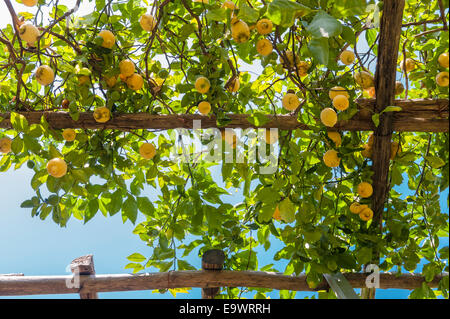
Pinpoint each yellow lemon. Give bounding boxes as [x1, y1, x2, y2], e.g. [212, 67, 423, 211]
[62, 129, 76, 142]
[231, 18, 250, 43]
[359, 207, 374, 221]
[35, 65, 55, 86]
[395, 81, 404, 95]
[22, 0, 38, 6]
[332, 95, 349, 111]
[198, 101, 211, 115]
[366, 86, 376, 98]
[19, 23, 40, 45]
[0, 137, 12, 154]
[296, 61, 310, 77]
[140, 14, 157, 32]
[354, 71, 375, 89]
[47, 158, 68, 178]
[256, 39, 273, 56]
[79, 75, 90, 85]
[400, 58, 415, 72]
[126, 73, 144, 91]
[340, 50, 355, 65]
[93, 106, 111, 123]
[222, 1, 238, 10]
[327, 131, 341, 147]
[323, 150, 340, 168]
[195, 76, 210, 94]
[119, 59, 135, 78]
[282, 93, 300, 111]
[320, 108, 337, 127]
[98, 30, 115, 49]
[256, 19, 273, 35]
[438, 52, 449, 68]
[329, 86, 349, 100]
[350, 202, 362, 214]
[105, 75, 117, 88]
[357, 182, 373, 198]
[280, 50, 300, 68]
[139, 143, 157, 159]
[436, 71, 449, 87]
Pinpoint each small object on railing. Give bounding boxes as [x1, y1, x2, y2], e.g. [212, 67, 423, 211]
[70, 254, 98, 299]
[201, 249, 225, 299]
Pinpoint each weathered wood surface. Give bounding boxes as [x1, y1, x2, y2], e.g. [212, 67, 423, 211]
[201, 249, 226, 299]
[70, 254, 98, 299]
[0, 271, 446, 296]
[0, 98, 448, 132]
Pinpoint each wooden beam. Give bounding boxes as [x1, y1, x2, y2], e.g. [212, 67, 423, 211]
[69, 254, 98, 299]
[0, 99, 447, 132]
[201, 249, 225, 299]
[364, 0, 406, 300]
[0, 271, 446, 296]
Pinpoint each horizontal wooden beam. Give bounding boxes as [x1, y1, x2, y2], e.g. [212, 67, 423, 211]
[0, 99, 447, 133]
[0, 271, 446, 296]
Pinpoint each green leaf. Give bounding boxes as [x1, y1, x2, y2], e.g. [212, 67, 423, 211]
[279, 198, 296, 223]
[381, 106, 402, 113]
[84, 198, 99, 223]
[247, 112, 271, 127]
[267, 0, 312, 28]
[137, 196, 155, 216]
[237, 3, 259, 24]
[127, 253, 146, 262]
[205, 8, 227, 22]
[425, 156, 445, 169]
[308, 37, 329, 66]
[11, 137, 24, 154]
[10, 112, 29, 133]
[331, 0, 368, 18]
[177, 259, 197, 271]
[123, 195, 138, 224]
[372, 113, 380, 127]
[306, 11, 343, 38]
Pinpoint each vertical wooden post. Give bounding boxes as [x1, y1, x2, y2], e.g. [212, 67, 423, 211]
[363, 0, 406, 299]
[201, 249, 225, 299]
[70, 254, 98, 299]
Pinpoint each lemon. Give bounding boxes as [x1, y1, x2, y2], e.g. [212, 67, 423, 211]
[227, 77, 240, 93]
[436, 71, 449, 87]
[140, 14, 157, 32]
[126, 74, 144, 91]
[327, 131, 341, 147]
[256, 19, 273, 35]
[320, 108, 337, 127]
[35, 65, 55, 86]
[390, 141, 401, 160]
[19, 23, 40, 45]
[93, 106, 111, 123]
[323, 150, 340, 168]
[198, 101, 211, 115]
[366, 87, 376, 98]
[231, 18, 250, 43]
[0, 137, 12, 154]
[105, 75, 117, 88]
[119, 59, 135, 78]
[62, 129, 76, 142]
[400, 58, 415, 72]
[47, 158, 68, 178]
[222, 1, 238, 10]
[282, 93, 300, 111]
[438, 52, 449, 68]
[354, 71, 375, 89]
[350, 202, 362, 214]
[359, 207, 374, 221]
[340, 50, 355, 65]
[280, 50, 300, 68]
[79, 75, 90, 85]
[195, 76, 210, 94]
[139, 143, 157, 159]
[329, 86, 349, 100]
[332, 95, 349, 111]
[357, 182, 373, 198]
[296, 61, 310, 77]
[361, 144, 373, 158]
[395, 81, 404, 95]
[22, 0, 38, 6]
[256, 39, 273, 56]
[98, 30, 115, 49]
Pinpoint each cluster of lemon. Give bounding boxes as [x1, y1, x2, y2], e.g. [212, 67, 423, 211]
[350, 182, 374, 221]
[400, 54, 449, 87]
